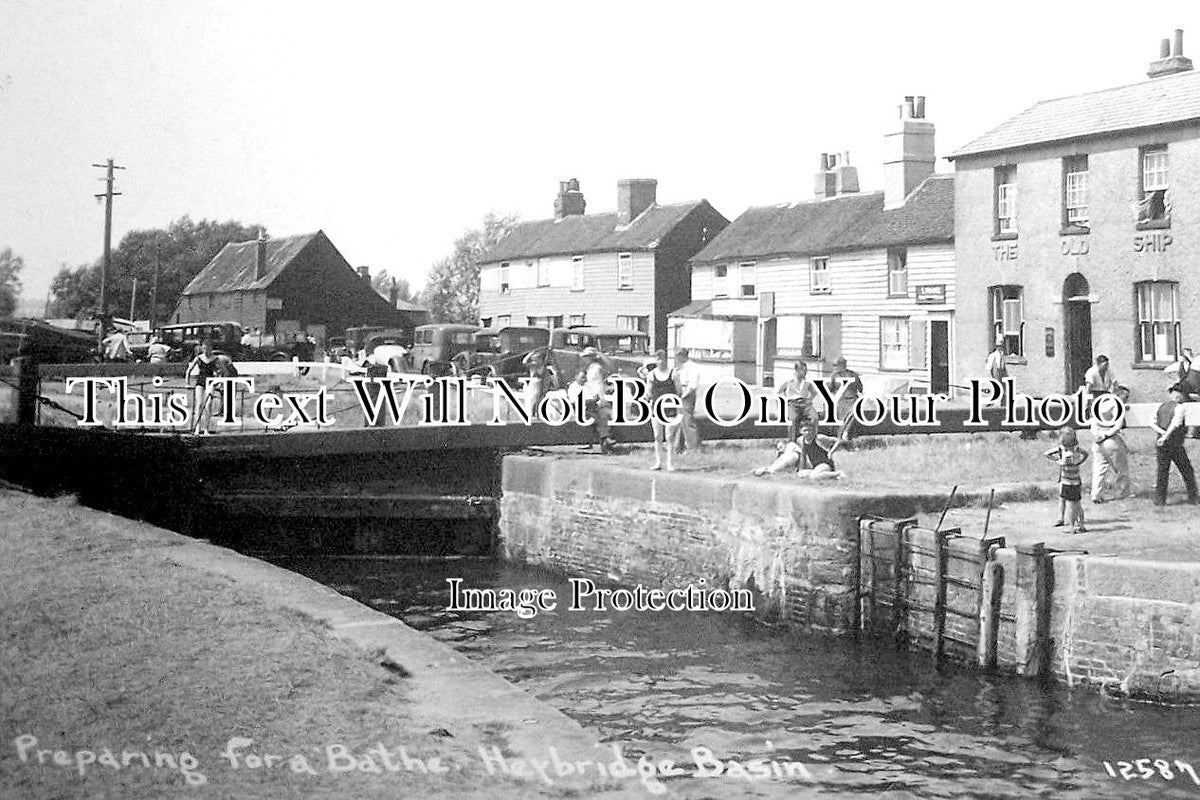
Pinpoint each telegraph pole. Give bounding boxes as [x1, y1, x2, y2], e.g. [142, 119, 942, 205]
[93, 158, 124, 342]
[149, 243, 160, 329]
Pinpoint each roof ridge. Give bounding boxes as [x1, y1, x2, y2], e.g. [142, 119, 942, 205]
[1030, 67, 1200, 106]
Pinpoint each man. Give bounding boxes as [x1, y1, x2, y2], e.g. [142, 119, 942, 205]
[674, 348, 701, 453]
[776, 361, 818, 443]
[581, 348, 616, 453]
[1084, 354, 1121, 398]
[985, 342, 1008, 383]
[827, 356, 863, 444]
[239, 326, 253, 349]
[146, 335, 172, 364]
[1151, 383, 1198, 506]
[102, 328, 132, 362]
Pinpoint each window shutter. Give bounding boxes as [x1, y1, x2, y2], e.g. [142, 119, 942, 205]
[908, 319, 927, 370]
[822, 315, 842, 363]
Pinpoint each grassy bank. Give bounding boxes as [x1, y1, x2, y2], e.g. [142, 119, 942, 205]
[0, 490, 613, 799]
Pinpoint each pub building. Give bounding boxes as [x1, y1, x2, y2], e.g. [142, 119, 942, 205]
[949, 29, 1200, 401]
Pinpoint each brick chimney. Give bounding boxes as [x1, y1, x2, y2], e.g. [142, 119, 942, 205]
[883, 95, 935, 210]
[617, 179, 657, 225]
[1148, 29, 1193, 78]
[554, 178, 586, 219]
[814, 152, 859, 200]
[254, 231, 268, 280]
[358, 266, 370, 282]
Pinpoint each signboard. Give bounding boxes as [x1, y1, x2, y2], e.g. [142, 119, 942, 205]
[266, 298, 283, 311]
[1044, 327, 1055, 358]
[915, 284, 947, 305]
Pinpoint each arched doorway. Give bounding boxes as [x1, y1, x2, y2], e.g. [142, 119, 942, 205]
[1063, 273, 1092, 392]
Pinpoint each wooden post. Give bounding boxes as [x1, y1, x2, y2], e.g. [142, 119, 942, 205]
[892, 522, 908, 645]
[15, 356, 38, 425]
[1014, 543, 1053, 678]
[977, 558, 1003, 669]
[933, 529, 951, 662]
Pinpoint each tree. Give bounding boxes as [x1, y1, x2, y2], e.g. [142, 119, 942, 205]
[0, 248, 24, 318]
[48, 216, 265, 323]
[423, 212, 518, 323]
[370, 269, 421, 307]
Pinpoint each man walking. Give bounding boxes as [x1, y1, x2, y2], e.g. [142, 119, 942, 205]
[1151, 383, 1198, 506]
[674, 348, 700, 453]
[1084, 354, 1121, 398]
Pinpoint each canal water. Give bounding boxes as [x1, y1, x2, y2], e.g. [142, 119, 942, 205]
[271, 554, 1200, 799]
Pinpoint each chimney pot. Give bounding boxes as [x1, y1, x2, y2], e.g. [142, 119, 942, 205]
[554, 178, 586, 219]
[358, 266, 370, 283]
[1148, 29, 1194, 78]
[915, 96, 926, 118]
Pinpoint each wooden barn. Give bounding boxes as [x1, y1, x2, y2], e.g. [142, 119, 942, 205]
[171, 231, 425, 345]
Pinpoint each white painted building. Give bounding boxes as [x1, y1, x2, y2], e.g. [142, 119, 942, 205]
[677, 97, 957, 395]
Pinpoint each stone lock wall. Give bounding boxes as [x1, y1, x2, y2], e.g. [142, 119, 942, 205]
[501, 455, 950, 633]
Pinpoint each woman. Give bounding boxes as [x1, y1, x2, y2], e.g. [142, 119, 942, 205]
[185, 339, 221, 435]
[752, 421, 843, 480]
[638, 349, 678, 471]
[1090, 388, 1130, 503]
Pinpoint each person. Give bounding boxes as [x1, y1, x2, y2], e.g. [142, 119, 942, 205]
[827, 356, 863, 445]
[1084, 354, 1121, 398]
[1151, 383, 1199, 506]
[185, 338, 221, 435]
[1090, 388, 1130, 503]
[293, 332, 315, 363]
[102, 328, 132, 362]
[522, 350, 549, 419]
[638, 349, 678, 471]
[985, 342, 1008, 382]
[1171, 348, 1200, 438]
[776, 361, 819, 443]
[752, 421, 843, 480]
[581, 349, 616, 453]
[146, 335, 171, 364]
[239, 326, 253, 349]
[674, 348, 701, 453]
[1044, 427, 1089, 532]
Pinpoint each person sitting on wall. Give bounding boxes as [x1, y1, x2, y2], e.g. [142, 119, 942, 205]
[752, 421, 843, 480]
[1084, 354, 1122, 398]
[580, 348, 617, 453]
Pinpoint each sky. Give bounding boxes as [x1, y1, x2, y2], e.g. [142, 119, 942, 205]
[2, 1, 1197, 313]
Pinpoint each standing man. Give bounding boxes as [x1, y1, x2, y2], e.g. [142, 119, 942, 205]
[1084, 354, 1121, 398]
[828, 356, 863, 445]
[102, 327, 132, 363]
[985, 341, 1008, 383]
[674, 348, 701, 453]
[1151, 383, 1199, 506]
[776, 361, 819, 443]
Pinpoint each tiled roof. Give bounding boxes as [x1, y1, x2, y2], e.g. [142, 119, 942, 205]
[952, 69, 1200, 158]
[181, 232, 319, 295]
[691, 175, 953, 264]
[668, 300, 713, 318]
[480, 201, 713, 263]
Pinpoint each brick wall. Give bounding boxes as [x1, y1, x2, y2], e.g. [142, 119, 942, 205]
[501, 455, 959, 634]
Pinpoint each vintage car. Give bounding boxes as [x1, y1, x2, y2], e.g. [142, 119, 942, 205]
[362, 329, 412, 372]
[456, 326, 550, 382]
[325, 336, 351, 361]
[545, 326, 653, 383]
[409, 323, 479, 376]
[155, 321, 245, 361]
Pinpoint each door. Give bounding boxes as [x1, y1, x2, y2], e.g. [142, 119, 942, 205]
[1063, 273, 1093, 393]
[930, 320, 950, 395]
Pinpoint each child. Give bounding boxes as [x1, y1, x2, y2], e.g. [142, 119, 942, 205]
[1044, 427, 1089, 532]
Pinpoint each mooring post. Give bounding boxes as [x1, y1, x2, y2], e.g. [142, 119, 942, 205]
[977, 554, 1003, 669]
[933, 528, 952, 662]
[1014, 543, 1053, 679]
[15, 356, 38, 425]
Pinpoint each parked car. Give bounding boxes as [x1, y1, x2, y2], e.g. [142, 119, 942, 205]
[457, 326, 550, 382]
[362, 329, 412, 372]
[326, 336, 351, 361]
[546, 326, 652, 383]
[155, 321, 244, 361]
[410, 323, 479, 376]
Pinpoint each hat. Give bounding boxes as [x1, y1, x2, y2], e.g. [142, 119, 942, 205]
[833, 357, 847, 367]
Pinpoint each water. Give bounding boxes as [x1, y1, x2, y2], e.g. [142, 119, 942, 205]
[272, 555, 1200, 799]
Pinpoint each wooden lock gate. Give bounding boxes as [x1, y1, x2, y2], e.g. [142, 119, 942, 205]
[854, 516, 1018, 670]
